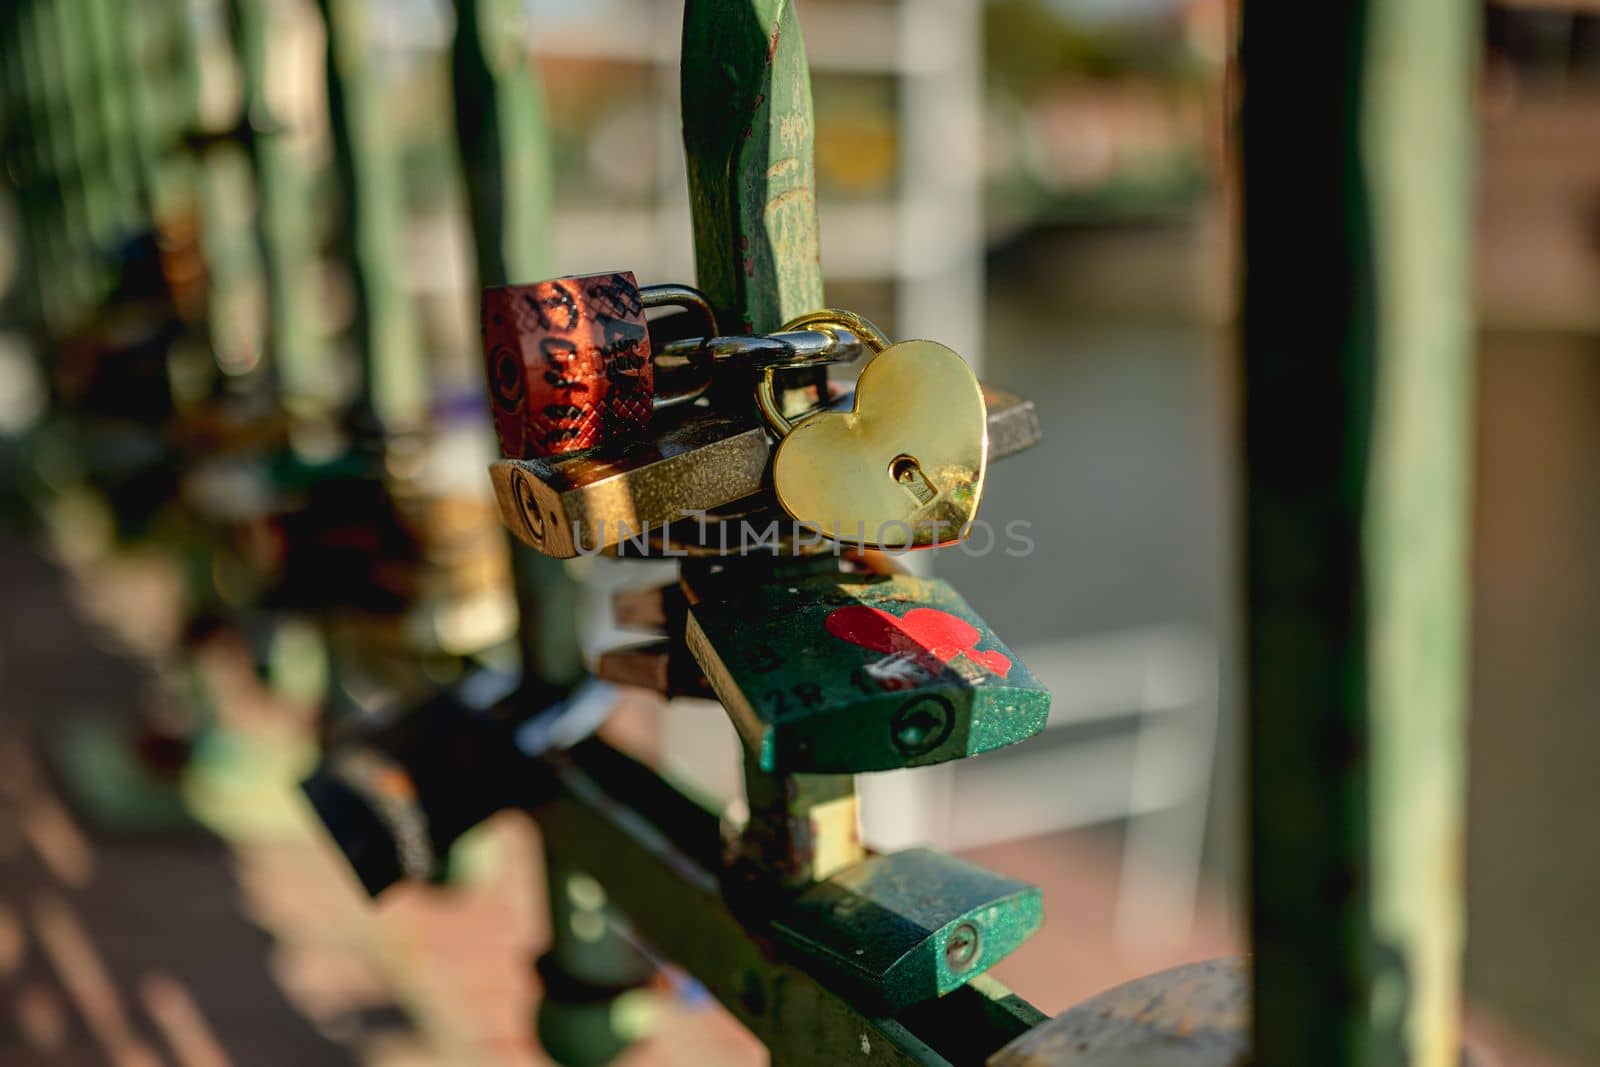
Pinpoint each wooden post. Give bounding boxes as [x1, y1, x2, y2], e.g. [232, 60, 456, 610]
[1240, 1, 1475, 1064]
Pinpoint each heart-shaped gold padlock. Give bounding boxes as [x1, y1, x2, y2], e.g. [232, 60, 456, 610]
[757, 310, 988, 549]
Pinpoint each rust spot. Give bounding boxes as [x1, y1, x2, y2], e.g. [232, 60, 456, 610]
[765, 187, 811, 216]
[767, 22, 781, 63]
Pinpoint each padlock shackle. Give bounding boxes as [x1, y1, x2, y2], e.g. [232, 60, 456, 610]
[755, 310, 891, 437]
[655, 327, 867, 374]
[652, 326, 865, 413]
[640, 283, 720, 337]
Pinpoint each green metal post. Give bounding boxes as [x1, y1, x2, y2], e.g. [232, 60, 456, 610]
[449, 0, 582, 690]
[681, 0, 855, 889]
[234, 0, 321, 403]
[451, 0, 552, 291]
[106, 0, 166, 212]
[23, 0, 97, 327]
[3, 4, 62, 330]
[175, 0, 271, 381]
[78, 0, 144, 233]
[681, 0, 823, 335]
[317, 0, 428, 433]
[448, 8, 626, 1059]
[52, 0, 114, 257]
[1240, 1, 1475, 1065]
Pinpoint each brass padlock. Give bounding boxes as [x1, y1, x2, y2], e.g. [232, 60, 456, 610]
[488, 405, 772, 558]
[758, 310, 989, 550]
[489, 387, 1040, 560]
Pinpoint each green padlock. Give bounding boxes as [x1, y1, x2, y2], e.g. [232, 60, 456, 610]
[685, 572, 1051, 774]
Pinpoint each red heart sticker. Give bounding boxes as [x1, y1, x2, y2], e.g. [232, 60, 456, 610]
[825, 606, 1011, 678]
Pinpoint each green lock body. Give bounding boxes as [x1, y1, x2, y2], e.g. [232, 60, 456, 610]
[686, 572, 1050, 774]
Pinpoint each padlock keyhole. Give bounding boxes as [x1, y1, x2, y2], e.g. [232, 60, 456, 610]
[890, 454, 938, 507]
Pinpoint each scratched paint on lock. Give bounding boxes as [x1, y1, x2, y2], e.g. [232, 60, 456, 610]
[482, 271, 654, 459]
[685, 573, 1050, 773]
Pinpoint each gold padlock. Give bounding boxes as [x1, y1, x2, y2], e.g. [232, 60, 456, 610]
[489, 406, 771, 558]
[757, 311, 989, 550]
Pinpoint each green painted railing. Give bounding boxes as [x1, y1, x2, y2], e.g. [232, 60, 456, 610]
[0, 1, 1478, 1063]
[1240, 1, 1474, 1065]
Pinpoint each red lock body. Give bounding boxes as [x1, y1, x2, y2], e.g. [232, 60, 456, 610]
[482, 272, 655, 459]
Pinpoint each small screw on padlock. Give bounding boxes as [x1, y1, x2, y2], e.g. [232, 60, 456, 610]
[756, 310, 990, 550]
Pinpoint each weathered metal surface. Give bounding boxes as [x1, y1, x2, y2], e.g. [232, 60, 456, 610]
[982, 385, 1041, 463]
[488, 410, 772, 558]
[738, 746, 861, 885]
[988, 959, 1249, 1067]
[534, 738, 1050, 1064]
[686, 572, 1051, 773]
[774, 848, 1042, 1012]
[1240, 0, 1474, 1063]
[681, 0, 822, 337]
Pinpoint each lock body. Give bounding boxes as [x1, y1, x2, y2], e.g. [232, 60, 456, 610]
[489, 408, 771, 557]
[686, 571, 1050, 774]
[490, 388, 1040, 560]
[484, 271, 656, 460]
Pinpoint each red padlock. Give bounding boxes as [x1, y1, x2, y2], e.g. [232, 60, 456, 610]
[484, 273, 868, 460]
[482, 271, 660, 459]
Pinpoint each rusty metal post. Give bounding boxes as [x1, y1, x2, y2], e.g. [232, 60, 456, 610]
[1240, 1, 1476, 1064]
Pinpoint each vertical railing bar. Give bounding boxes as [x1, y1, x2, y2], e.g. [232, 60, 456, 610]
[681, 0, 862, 889]
[1240, 1, 1474, 1064]
[4, 4, 61, 331]
[25, 0, 98, 327]
[317, 0, 427, 435]
[449, 0, 583, 691]
[233, 0, 320, 404]
[79, 0, 144, 234]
